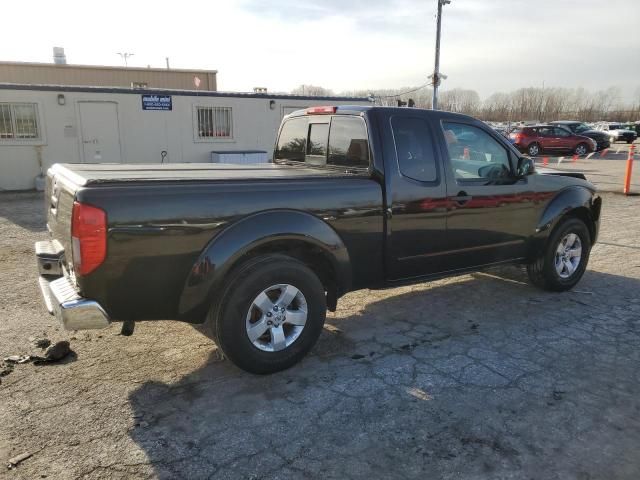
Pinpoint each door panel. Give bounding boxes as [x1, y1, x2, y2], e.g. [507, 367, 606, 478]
[553, 127, 573, 150]
[440, 121, 539, 269]
[382, 113, 449, 280]
[78, 102, 122, 163]
[538, 126, 558, 151]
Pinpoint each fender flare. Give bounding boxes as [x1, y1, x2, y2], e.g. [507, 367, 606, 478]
[177, 209, 351, 321]
[535, 186, 599, 240]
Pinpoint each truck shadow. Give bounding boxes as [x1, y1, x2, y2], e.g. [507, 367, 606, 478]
[127, 267, 640, 479]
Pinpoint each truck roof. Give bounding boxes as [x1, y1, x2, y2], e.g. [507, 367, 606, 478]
[286, 105, 477, 122]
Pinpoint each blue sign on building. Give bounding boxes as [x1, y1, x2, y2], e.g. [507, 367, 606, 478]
[141, 95, 172, 111]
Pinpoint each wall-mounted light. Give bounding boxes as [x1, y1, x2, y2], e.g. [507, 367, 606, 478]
[269, 100, 276, 110]
[57, 94, 66, 106]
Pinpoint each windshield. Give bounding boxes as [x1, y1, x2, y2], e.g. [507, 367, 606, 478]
[573, 123, 590, 133]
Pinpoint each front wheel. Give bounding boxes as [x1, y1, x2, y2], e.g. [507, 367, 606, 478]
[574, 143, 588, 156]
[527, 217, 591, 292]
[205, 254, 327, 374]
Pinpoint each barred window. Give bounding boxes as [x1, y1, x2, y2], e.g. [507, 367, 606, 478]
[196, 106, 232, 139]
[0, 103, 40, 140]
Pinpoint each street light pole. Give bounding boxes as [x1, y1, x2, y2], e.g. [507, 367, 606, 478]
[117, 52, 134, 67]
[432, 0, 450, 110]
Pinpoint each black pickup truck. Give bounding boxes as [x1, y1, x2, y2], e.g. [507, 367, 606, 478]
[37, 106, 601, 373]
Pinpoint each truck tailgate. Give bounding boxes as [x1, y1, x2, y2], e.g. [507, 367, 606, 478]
[45, 167, 80, 273]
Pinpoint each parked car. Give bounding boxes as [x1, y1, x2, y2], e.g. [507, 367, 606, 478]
[596, 123, 638, 144]
[492, 126, 510, 139]
[510, 124, 597, 156]
[36, 106, 601, 373]
[549, 121, 610, 151]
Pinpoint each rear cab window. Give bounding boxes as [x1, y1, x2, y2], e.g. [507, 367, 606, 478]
[275, 114, 370, 172]
[274, 117, 308, 162]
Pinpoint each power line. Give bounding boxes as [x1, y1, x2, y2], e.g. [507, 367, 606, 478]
[370, 81, 434, 100]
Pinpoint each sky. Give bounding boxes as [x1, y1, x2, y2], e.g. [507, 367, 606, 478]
[1, 0, 639, 102]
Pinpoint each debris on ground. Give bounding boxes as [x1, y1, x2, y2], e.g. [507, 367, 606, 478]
[7, 452, 33, 469]
[2, 341, 72, 372]
[0, 362, 15, 384]
[3, 355, 31, 364]
[33, 338, 51, 349]
[43, 341, 70, 361]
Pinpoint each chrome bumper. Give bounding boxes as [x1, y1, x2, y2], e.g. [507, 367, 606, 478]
[36, 241, 110, 331]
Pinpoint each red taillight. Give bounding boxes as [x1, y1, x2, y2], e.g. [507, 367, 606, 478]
[306, 106, 337, 115]
[71, 201, 106, 275]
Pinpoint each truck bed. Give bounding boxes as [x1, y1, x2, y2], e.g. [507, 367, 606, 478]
[51, 162, 349, 186]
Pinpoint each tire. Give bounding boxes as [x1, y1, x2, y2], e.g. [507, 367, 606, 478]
[204, 254, 327, 374]
[527, 217, 591, 292]
[627, 139, 634, 144]
[527, 143, 541, 156]
[574, 143, 588, 156]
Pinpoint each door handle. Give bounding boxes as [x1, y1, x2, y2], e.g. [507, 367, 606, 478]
[451, 192, 472, 205]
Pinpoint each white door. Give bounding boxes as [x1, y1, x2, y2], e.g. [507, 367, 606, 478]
[78, 102, 122, 163]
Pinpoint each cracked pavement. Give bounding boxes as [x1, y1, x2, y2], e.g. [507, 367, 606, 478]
[1, 191, 640, 479]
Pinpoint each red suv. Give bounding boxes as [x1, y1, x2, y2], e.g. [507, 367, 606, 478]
[510, 125, 597, 157]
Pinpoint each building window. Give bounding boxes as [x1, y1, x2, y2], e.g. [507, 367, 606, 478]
[0, 103, 40, 140]
[196, 106, 233, 139]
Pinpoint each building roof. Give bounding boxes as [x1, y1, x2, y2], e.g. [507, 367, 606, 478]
[0, 82, 370, 102]
[0, 61, 217, 74]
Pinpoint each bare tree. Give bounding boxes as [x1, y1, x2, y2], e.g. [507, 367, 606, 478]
[439, 88, 480, 115]
[291, 85, 335, 96]
[334, 84, 640, 122]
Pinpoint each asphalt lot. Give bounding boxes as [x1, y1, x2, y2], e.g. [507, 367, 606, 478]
[1, 189, 640, 480]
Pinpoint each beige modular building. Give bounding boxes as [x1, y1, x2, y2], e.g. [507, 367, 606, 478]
[0, 61, 218, 91]
[0, 83, 370, 190]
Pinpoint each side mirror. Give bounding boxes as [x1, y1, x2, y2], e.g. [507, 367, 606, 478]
[517, 156, 535, 177]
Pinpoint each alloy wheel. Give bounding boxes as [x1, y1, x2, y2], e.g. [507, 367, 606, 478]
[554, 233, 582, 279]
[245, 284, 308, 352]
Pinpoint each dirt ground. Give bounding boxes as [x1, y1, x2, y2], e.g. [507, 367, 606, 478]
[1, 191, 639, 480]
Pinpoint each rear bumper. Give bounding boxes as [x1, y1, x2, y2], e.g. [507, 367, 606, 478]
[36, 241, 110, 331]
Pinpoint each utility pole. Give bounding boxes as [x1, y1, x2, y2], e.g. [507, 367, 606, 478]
[431, 0, 450, 110]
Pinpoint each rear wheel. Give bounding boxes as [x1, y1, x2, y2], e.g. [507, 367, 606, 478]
[204, 254, 327, 374]
[627, 139, 634, 144]
[574, 143, 588, 156]
[527, 143, 541, 156]
[527, 217, 591, 292]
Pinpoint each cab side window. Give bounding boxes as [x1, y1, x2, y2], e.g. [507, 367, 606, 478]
[391, 116, 438, 182]
[442, 122, 512, 182]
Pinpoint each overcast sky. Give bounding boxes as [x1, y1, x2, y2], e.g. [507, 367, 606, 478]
[2, 0, 639, 101]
